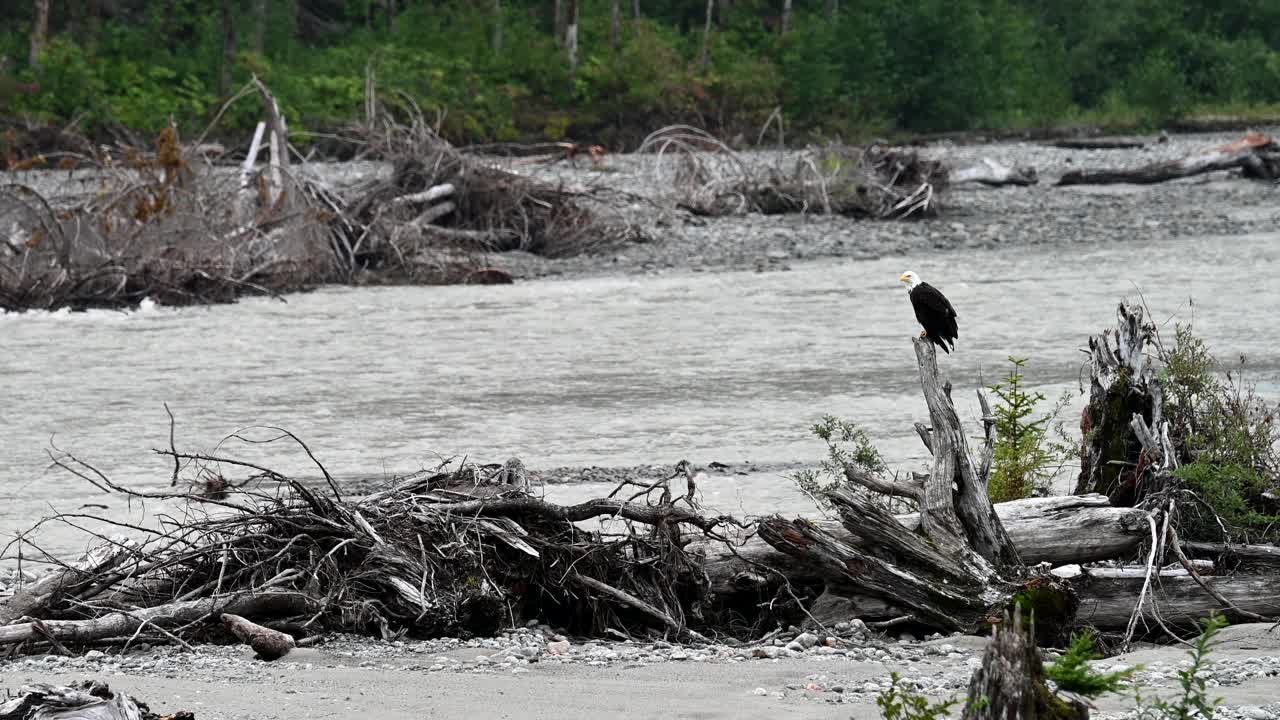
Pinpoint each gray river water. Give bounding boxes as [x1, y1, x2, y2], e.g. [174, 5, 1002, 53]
[3, 231, 1278, 564]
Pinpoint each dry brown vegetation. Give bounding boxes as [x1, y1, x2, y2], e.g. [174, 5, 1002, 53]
[0, 81, 644, 312]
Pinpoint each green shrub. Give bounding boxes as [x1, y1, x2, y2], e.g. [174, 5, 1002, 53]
[1045, 630, 1136, 697]
[987, 357, 1072, 503]
[1158, 324, 1280, 542]
[1131, 614, 1227, 720]
[1124, 51, 1193, 126]
[876, 672, 958, 720]
[789, 415, 886, 509]
[874, 614, 1228, 720]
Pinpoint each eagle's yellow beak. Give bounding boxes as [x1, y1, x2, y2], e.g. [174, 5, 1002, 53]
[898, 273, 910, 283]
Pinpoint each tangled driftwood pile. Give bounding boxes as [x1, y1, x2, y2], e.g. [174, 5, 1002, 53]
[636, 126, 1038, 220]
[0, 434, 747, 657]
[638, 126, 951, 219]
[2, 302, 1276, 665]
[0, 79, 640, 311]
[0, 680, 191, 720]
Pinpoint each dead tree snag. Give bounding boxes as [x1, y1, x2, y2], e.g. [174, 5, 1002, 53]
[758, 338, 1039, 632]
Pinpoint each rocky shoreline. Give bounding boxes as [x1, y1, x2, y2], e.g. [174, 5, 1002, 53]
[3, 620, 1278, 719]
[476, 129, 1280, 284]
[5, 129, 1277, 308]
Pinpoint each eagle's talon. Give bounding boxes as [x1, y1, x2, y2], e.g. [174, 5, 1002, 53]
[919, 330, 928, 338]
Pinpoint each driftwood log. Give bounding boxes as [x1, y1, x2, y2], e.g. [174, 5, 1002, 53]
[1183, 541, 1280, 568]
[695, 494, 1149, 597]
[0, 680, 191, 720]
[221, 612, 296, 660]
[0, 593, 316, 650]
[755, 338, 1033, 632]
[1072, 568, 1280, 630]
[1057, 132, 1279, 185]
[950, 158, 1039, 187]
[1045, 137, 1149, 150]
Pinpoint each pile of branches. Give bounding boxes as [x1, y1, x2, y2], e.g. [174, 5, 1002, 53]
[637, 126, 948, 219]
[0, 431, 742, 657]
[0, 80, 643, 311]
[0, 81, 335, 312]
[334, 102, 640, 275]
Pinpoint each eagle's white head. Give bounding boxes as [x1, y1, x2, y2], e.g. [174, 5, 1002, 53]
[899, 270, 921, 290]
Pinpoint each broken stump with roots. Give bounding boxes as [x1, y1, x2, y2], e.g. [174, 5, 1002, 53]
[758, 337, 1063, 633]
[1074, 302, 1174, 507]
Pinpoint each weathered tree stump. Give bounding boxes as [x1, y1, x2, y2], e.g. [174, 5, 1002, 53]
[758, 337, 1040, 632]
[961, 606, 1088, 720]
[1074, 302, 1172, 506]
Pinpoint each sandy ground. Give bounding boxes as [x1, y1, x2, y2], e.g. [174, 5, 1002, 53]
[3, 625, 1279, 719]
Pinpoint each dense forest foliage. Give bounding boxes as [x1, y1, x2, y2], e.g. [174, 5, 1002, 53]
[3, 0, 1280, 148]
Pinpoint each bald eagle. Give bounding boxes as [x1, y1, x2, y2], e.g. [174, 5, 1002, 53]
[899, 271, 958, 353]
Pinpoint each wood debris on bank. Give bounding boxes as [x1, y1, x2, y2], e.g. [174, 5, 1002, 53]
[0, 78, 642, 312]
[1, 301, 1276, 662]
[0, 680, 191, 720]
[1057, 132, 1280, 185]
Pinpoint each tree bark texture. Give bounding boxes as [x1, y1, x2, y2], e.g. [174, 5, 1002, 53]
[1074, 302, 1166, 505]
[553, 0, 565, 47]
[962, 606, 1088, 720]
[252, 0, 267, 54]
[494, 0, 504, 53]
[696, 494, 1149, 600]
[29, 0, 50, 67]
[609, 0, 621, 48]
[780, 0, 792, 34]
[698, 0, 714, 70]
[565, 0, 579, 81]
[220, 0, 236, 96]
[1072, 569, 1280, 630]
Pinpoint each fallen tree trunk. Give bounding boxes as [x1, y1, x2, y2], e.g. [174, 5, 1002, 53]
[1072, 568, 1280, 630]
[0, 593, 317, 649]
[1182, 540, 1280, 568]
[1057, 132, 1278, 185]
[696, 494, 1149, 596]
[950, 158, 1038, 187]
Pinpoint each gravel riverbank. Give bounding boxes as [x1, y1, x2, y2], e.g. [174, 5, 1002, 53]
[2, 621, 1278, 719]
[477, 129, 1280, 282]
